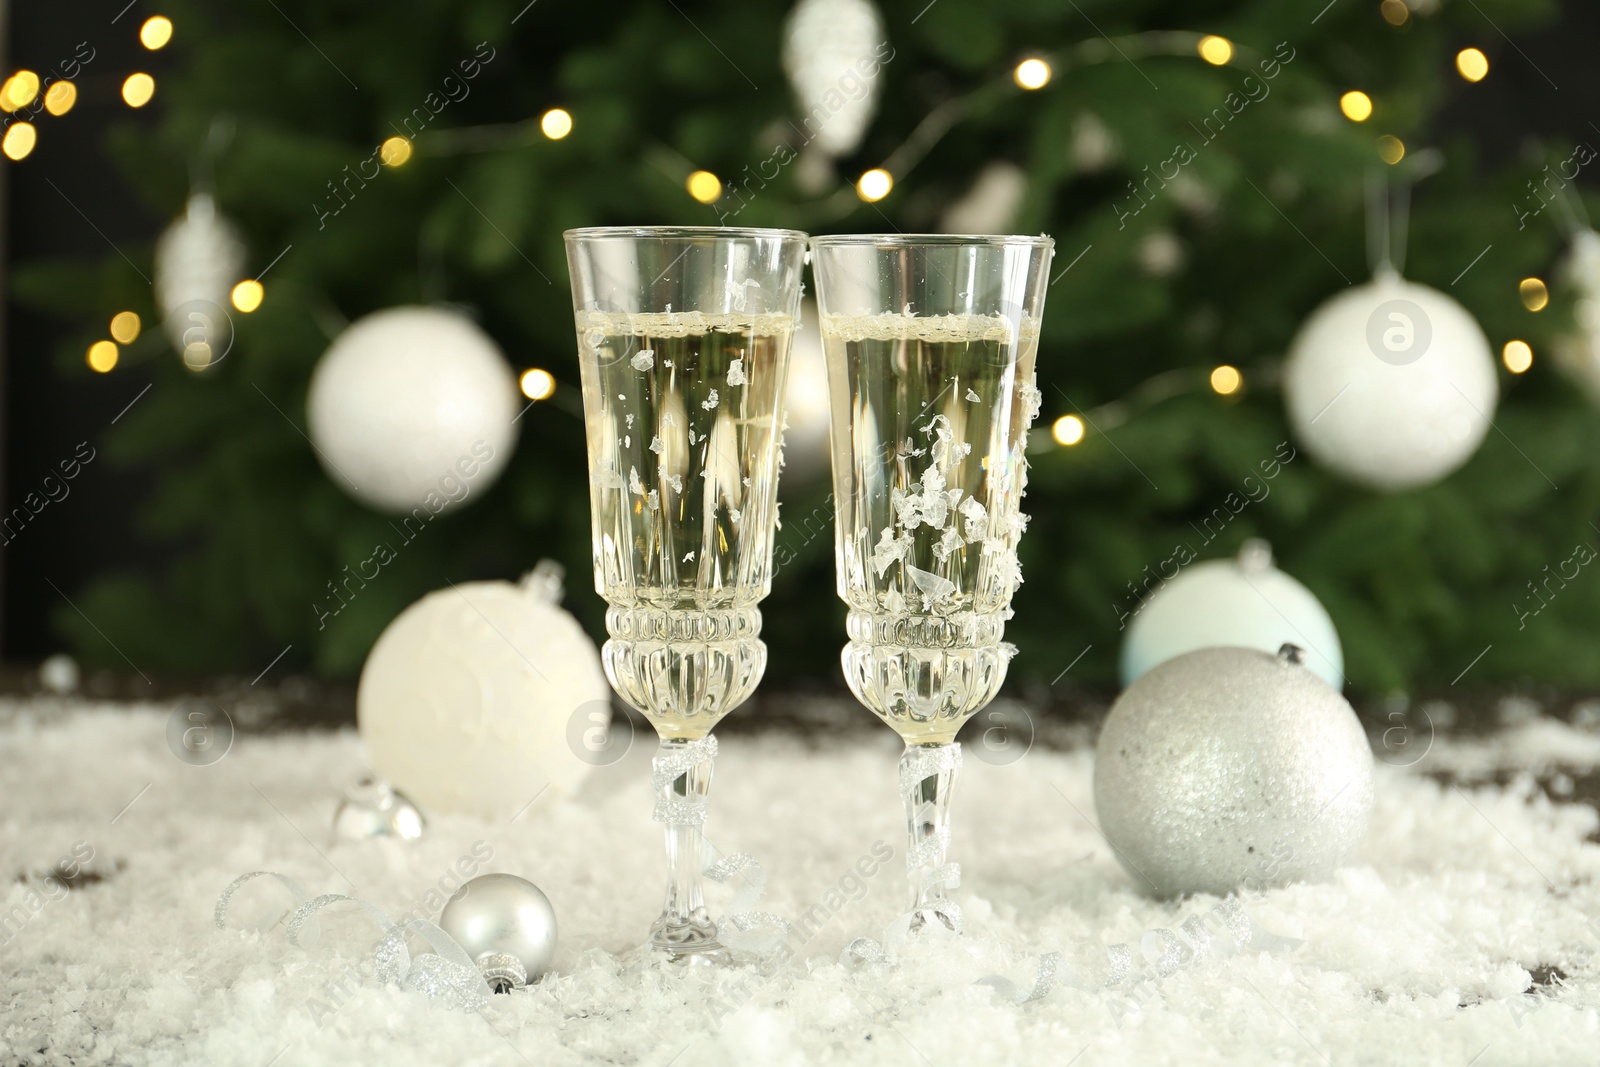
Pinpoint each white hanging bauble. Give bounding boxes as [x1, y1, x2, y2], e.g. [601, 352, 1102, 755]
[1121, 539, 1343, 689]
[153, 193, 246, 369]
[1554, 229, 1600, 405]
[1094, 645, 1374, 898]
[781, 0, 886, 158]
[306, 306, 519, 513]
[940, 161, 1027, 236]
[1283, 269, 1497, 491]
[358, 563, 612, 820]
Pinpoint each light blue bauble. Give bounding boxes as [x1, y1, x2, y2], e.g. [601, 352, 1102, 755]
[1120, 540, 1343, 689]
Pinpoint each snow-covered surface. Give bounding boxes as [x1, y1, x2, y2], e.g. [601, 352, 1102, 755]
[3, 700, 1599, 1065]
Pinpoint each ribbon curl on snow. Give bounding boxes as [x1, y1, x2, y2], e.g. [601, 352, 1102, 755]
[651, 735, 791, 957]
[215, 870, 492, 1011]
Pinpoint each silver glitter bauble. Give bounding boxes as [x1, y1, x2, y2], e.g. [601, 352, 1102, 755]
[437, 873, 557, 992]
[1093, 645, 1373, 898]
[332, 775, 426, 842]
[153, 193, 246, 370]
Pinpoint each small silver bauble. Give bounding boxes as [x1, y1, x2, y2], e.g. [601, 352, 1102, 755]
[332, 775, 426, 842]
[39, 653, 80, 694]
[1094, 644, 1374, 898]
[437, 873, 557, 992]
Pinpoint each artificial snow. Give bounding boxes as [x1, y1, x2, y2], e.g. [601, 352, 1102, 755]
[2, 701, 1598, 1065]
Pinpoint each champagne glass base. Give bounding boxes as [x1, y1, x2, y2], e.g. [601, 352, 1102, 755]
[650, 912, 729, 964]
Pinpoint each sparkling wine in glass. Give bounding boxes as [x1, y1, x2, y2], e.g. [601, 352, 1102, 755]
[565, 226, 807, 961]
[810, 233, 1053, 931]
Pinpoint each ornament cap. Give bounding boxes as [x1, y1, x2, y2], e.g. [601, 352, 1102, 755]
[522, 559, 565, 605]
[476, 952, 528, 994]
[1237, 538, 1274, 574]
[1277, 643, 1307, 666]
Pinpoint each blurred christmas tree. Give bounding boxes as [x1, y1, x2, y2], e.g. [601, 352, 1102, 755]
[20, 0, 1600, 694]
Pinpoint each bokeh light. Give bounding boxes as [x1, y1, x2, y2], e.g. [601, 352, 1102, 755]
[856, 168, 893, 202]
[141, 16, 174, 50]
[1210, 365, 1243, 395]
[380, 136, 412, 167]
[1197, 36, 1233, 66]
[1502, 340, 1533, 373]
[1519, 277, 1548, 311]
[231, 280, 264, 313]
[43, 81, 76, 116]
[1340, 91, 1373, 122]
[87, 341, 118, 373]
[1377, 134, 1405, 164]
[1014, 59, 1051, 90]
[109, 311, 142, 344]
[2, 122, 36, 161]
[1052, 414, 1085, 446]
[520, 368, 556, 400]
[687, 170, 722, 204]
[1456, 48, 1489, 83]
[122, 73, 156, 108]
[540, 108, 572, 140]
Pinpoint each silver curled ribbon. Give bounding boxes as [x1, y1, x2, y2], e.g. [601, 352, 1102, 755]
[215, 870, 492, 1011]
[650, 736, 790, 958]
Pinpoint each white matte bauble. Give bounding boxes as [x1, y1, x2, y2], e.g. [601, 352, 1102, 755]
[1094, 645, 1374, 898]
[1121, 539, 1343, 689]
[307, 306, 518, 513]
[153, 193, 246, 368]
[1554, 229, 1600, 405]
[781, 0, 886, 158]
[1284, 270, 1497, 491]
[358, 563, 611, 820]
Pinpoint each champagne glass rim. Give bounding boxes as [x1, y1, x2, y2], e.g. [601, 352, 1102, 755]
[810, 232, 1054, 249]
[564, 225, 810, 242]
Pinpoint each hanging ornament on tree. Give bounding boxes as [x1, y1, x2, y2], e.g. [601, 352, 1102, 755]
[781, 0, 886, 186]
[1284, 269, 1497, 491]
[940, 161, 1028, 236]
[1121, 539, 1343, 689]
[1094, 645, 1374, 898]
[306, 305, 519, 513]
[153, 192, 246, 371]
[437, 873, 558, 992]
[358, 562, 612, 821]
[1553, 228, 1600, 405]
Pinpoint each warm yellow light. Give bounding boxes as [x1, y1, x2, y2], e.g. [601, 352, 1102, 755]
[1340, 90, 1373, 122]
[1014, 58, 1052, 90]
[520, 368, 556, 401]
[540, 108, 572, 140]
[1, 71, 40, 112]
[87, 340, 119, 373]
[43, 81, 76, 116]
[1502, 340, 1533, 373]
[122, 73, 156, 108]
[1210, 364, 1243, 395]
[686, 170, 722, 204]
[2, 122, 36, 161]
[856, 168, 893, 202]
[1052, 414, 1085, 446]
[183, 342, 213, 371]
[1380, 0, 1409, 26]
[1519, 277, 1548, 312]
[1197, 36, 1233, 66]
[1456, 48, 1489, 83]
[109, 311, 142, 344]
[1377, 134, 1405, 164]
[231, 280, 264, 313]
[140, 16, 174, 50]
[380, 136, 412, 167]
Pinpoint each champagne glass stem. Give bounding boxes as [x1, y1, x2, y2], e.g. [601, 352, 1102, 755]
[651, 738, 725, 960]
[901, 741, 963, 930]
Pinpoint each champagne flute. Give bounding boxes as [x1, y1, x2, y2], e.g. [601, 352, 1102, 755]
[810, 233, 1053, 931]
[564, 226, 807, 961]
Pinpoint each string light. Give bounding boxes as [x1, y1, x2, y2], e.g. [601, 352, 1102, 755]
[1502, 340, 1533, 373]
[109, 311, 142, 344]
[2, 122, 36, 161]
[1377, 134, 1405, 164]
[87, 340, 119, 373]
[122, 73, 156, 108]
[1519, 277, 1548, 311]
[1, 71, 39, 112]
[539, 108, 572, 140]
[1052, 414, 1085, 446]
[686, 170, 722, 204]
[1197, 36, 1233, 66]
[1339, 91, 1373, 122]
[380, 136, 412, 167]
[1456, 48, 1489, 83]
[44, 81, 76, 116]
[231, 280, 264, 313]
[856, 168, 892, 202]
[1013, 58, 1051, 90]
[140, 16, 174, 50]
[1379, 0, 1409, 25]
[183, 342, 213, 371]
[1209, 364, 1242, 395]
[520, 368, 556, 400]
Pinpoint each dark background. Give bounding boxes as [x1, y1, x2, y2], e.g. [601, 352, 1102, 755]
[2, 0, 1597, 669]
